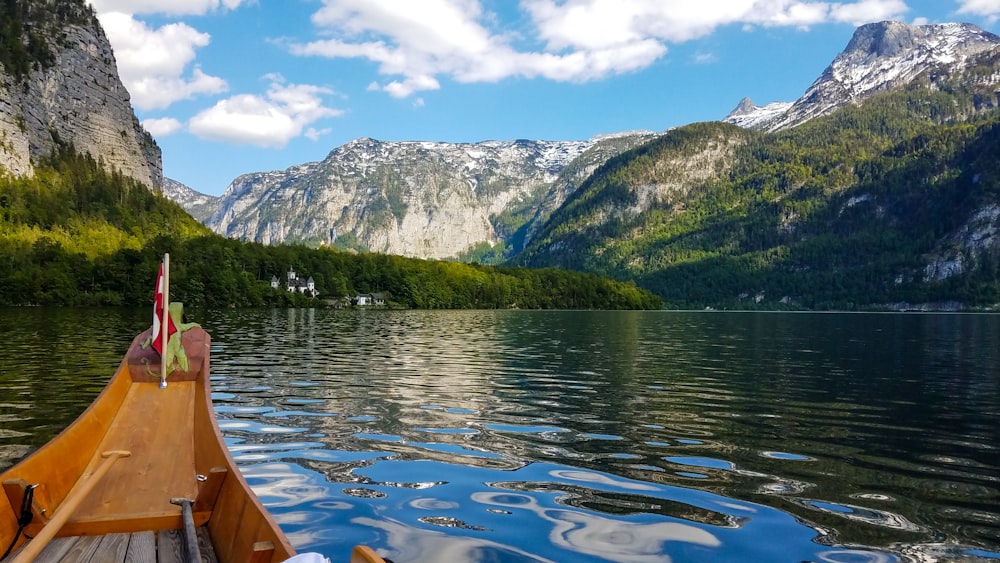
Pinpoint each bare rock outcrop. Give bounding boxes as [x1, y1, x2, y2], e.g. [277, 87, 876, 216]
[0, 10, 161, 189]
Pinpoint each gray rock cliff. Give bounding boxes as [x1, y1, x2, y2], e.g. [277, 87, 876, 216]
[201, 133, 656, 260]
[0, 6, 161, 189]
[162, 178, 219, 222]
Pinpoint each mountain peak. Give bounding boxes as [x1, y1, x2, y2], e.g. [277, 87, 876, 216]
[840, 20, 1000, 67]
[729, 97, 757, 117]
[724, 98, 793, 129]
[820, 20, 999, 106]
[845, 21, 999, 60]
[845, 20, 924, 58]
[729, 20, 1000, 132]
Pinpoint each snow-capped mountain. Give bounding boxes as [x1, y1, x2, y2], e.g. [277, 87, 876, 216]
[723, 97, 794, 129]
[203, 134, 656, 259]
[726, 21, 1000, 131]
[172, 20, 1000, 263]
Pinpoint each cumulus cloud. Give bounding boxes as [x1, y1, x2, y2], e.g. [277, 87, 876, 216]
[828, 0, 911, 25]
[89, 0, 249, 16]
[188, 77, 342, 147]
[289, 0, 910, 97]
[97, 12, 227, 110]
[141, 117, 183, 137]
[956, 0, 1000, 18]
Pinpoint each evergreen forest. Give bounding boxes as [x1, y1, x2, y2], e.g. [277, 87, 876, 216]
[0, 144, 662, 310]
[515, 76, 1000, 310]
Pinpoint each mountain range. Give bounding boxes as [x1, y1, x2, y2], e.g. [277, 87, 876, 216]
[514, 22, 1000, 309]
[725, 21, 1000, 131]
[186, 133, 657, 261]
[0, 0, 660, 311]
[160, 19, 1000, 309]
[0, 4, 996, 310]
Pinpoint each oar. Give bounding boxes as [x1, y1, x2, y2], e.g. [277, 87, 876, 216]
[10, 451, 131, 563]
[170, 497, 202, 563]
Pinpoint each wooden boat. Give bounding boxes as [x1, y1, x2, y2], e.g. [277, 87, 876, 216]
[0, 322, 384, 563]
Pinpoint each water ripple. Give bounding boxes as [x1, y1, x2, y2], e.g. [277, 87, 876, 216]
[4, 309, 999, 562]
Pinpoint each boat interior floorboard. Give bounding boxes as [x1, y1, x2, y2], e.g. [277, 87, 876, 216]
[9, 527, 218, 563]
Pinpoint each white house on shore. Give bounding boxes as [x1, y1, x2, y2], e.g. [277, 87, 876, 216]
[353, 293, 386, 306]
[271, 269, 318, 298]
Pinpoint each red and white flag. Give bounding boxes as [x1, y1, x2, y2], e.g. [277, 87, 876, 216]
[151, 262, 176, 355]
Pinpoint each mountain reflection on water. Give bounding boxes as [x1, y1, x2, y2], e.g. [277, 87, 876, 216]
[0, 308, 997, 562]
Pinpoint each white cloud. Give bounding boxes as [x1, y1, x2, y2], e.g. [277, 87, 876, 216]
[89, 0, 250, 16]
[188, 77, 342, 147]
[305, 127, 332, 141]
[693, 52, 718, 65]
[957, 0, 1000, 18]
[141, 117, 183, 136]
[829, 0, 911, 26]
[380, 75, 441, 99]
[290, 0, 911, 97]
[97, 12, 227, 110]
[525, 0, 909, 45]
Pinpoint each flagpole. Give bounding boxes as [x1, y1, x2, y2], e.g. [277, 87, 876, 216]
[160, 253, 170, 389]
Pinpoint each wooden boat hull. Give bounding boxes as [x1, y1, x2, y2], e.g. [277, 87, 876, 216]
[0, 327, 296, 562]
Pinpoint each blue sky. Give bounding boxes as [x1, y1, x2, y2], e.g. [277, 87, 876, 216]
[87, 1, 1000, 196]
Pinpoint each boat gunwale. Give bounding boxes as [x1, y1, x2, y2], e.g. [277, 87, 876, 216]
[0, 329, 297, 563]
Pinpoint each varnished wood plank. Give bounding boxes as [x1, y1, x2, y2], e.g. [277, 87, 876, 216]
[74, 382, 197, 523]
[9, 452, 130, 563]
[196, 526, 219, 563]
[205, 476, 246, 563]
[248, 541, 274, 563]
[156, 529, 184, 563]
[193, 467, 227, 513]
[124, 531, 156, 563]
[0, 335, 138, 522]
[53, 535, 101, 563]
[22, 535, 76, 563]
[230, 517, 273, 563]
[352, 546, 387, 563]
[93, 532, 130, 562]
[58, 512, 182, 537]
[3, 479, 49, 538]
[2, 328, 305, 563]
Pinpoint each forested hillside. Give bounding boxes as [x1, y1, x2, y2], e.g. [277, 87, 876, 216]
[0, 0, 659, 311]
[0, 146, 661, 309]
[515, 77, 1000, 309]
[0, 0, 97, 80]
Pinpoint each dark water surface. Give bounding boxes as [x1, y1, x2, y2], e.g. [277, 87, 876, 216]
[1, 308, 998, 562]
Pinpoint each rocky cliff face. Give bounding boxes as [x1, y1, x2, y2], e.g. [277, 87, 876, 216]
[726, 21, 1000, 131]
[162, 178, 218, 222]
[516, 132, 659, 252]
[204, 133, 656, 260]
[0, 3, 161, 189]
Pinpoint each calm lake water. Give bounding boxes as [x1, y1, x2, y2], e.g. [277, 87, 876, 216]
[1, 308, 998, 562]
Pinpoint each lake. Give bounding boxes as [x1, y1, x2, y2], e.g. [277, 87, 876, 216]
[1, 308, 998, 562]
